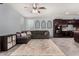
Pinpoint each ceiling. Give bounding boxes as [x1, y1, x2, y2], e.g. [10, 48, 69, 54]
[9, 3, 79, 18]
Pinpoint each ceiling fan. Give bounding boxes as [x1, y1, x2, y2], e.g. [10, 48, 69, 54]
[0, 3, 3, 4]
[24, 3, 46, 14]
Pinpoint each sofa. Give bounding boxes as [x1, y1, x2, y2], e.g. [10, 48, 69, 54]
[16, 32, 31, 44]
[31, 30, 49, 39]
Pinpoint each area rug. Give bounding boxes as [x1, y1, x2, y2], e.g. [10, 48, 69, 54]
[10, 39, 65, 56]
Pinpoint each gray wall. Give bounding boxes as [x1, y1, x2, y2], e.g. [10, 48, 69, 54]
[1, 3, 78, 37]
[24, 16, 53, 37]
[0, 4, 23, 36]
[0, 4, 53, 37]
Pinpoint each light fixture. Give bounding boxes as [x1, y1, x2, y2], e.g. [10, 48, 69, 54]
[24, 3, 46, 14]
[31, 9, 40, 14]
[31, 3, 40, 14]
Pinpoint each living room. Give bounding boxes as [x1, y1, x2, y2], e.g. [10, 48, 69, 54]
[1, 3, 79, 56]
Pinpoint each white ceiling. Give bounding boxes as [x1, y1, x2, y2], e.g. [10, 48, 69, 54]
[9, 3, 79, 18]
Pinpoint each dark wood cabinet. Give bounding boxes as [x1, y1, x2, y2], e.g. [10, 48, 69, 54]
[74, 31, 79, 43]
[1, 34, 16, 51]
[53, 19, 79, 37]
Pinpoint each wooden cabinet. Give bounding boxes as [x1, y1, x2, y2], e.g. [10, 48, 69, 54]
[53, 19, 79, 37]
[74, 31, 79, 43]
[1, 34, 16, 51]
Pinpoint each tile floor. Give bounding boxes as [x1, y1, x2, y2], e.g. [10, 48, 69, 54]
[10, 39, 64, 56]
[0, 38, 79, 56]
[52, 38, 79, 56]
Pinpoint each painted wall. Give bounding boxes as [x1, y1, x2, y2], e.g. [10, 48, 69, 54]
[0, 4, 23, 36]
[23, 15, 79, 37]
[0, 4, 53, 37]
[24, 16, 53, 37]
[1, 3, 79, 37]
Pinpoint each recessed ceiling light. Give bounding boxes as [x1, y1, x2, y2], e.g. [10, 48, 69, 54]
[65, 12, 69, 15]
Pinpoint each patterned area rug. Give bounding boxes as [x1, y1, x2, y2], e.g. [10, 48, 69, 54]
[11, 39, 65, 56]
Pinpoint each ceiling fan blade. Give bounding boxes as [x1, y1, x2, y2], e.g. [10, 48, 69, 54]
[38, 10, 40, 13]
[0, 3, 3, 4]
[38, 7, 46, 9]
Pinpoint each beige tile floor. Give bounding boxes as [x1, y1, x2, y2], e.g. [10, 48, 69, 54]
[0, 38, 79, 56]
[52, 38, 79, 56]
[10, 39, 64, 56]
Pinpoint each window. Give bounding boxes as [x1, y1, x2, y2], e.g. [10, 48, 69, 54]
[47, 20, 52, 29]
[35, 20, 40, 29]
[41, 20, 46, 29]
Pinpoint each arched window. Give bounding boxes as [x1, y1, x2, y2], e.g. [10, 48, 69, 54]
[47, 20, 52, 29]
[35, 20, 40, 29]
[41, 20, 46, 29]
